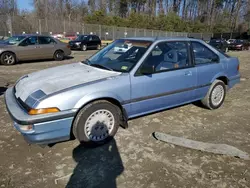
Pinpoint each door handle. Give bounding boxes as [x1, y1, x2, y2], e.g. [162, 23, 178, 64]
[185, 71, 192, 76]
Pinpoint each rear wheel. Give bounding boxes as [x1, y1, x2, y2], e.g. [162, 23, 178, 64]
[54, 50, 64, 61]
[201, 80, 226, 110]
[0, 52, 16, 65]
[72, 100, 121, 146]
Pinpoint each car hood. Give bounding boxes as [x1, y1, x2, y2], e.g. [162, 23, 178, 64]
[0, 43, 12, 48]
[69, 40, 82, 43]
[14, 62, 121, 102]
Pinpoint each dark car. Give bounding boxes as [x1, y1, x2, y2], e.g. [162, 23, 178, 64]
[69, 35, 101, 51]
[209, 39, 229, 52]
[228, 39, 249, 51]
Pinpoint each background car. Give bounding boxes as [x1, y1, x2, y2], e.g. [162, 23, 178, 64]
[114, 43, 132, 53]
[227, 39, 236, 44]
[0, 34, 71, 65]
[209, 38, 229, 52]
[69, 35, 101, 51]
[228, 39, 249, 51]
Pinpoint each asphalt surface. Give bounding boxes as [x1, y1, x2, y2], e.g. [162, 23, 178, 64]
[0, 50, 250, 188]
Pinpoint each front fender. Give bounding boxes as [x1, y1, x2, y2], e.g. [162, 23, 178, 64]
[74, 91, 124, 109]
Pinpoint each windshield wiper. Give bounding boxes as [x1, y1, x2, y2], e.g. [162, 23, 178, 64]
[81, 59, 90, 65]
[90, 64, 114, 71]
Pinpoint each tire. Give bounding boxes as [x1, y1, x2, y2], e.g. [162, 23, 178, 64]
[54, 50, 64, 61]
[201, 80, 226, 110]
[0, 52, 16, 65]
[241, 46, 243, 51]
[225, 47, 228, 53]
[81, 44, 87, 51]
[97, 44, 101, 50]
[72, 100, 121, 146]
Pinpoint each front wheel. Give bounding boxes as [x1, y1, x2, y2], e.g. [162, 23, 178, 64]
[201, 80, 226, 110]
[81, 44, 87, 51]
[72, 100, 121, 146]
[1, 52, 16, 65]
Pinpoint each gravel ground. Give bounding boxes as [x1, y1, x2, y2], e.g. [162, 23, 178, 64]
[0, 50, 250, 188]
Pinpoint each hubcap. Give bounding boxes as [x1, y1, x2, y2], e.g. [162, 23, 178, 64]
[3, 54, 14, 64]
[84, 109, 115, 142]
[56, 52, 62, 59]
[211, 85, 224, 106]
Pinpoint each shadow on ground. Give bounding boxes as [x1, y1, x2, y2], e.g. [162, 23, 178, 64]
[0, 87, 7, 96]
[17, 56, 74, 65]
[66, 139, 124, 188]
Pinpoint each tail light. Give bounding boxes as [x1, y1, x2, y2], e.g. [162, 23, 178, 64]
[237, 64, 240, 71]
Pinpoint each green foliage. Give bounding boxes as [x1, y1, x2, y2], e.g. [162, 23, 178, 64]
[85, 11, 212, 33]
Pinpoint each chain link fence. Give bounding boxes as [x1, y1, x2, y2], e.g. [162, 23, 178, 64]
[0, 16, 214, 40]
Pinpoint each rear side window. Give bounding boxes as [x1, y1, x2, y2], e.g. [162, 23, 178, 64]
[38, 37, 56, 44]
[93, 36, 100, 41]
[192, 42, 219, 65]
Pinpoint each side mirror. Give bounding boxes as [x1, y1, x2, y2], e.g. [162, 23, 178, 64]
[211, 56, 219, 63]
[140, 65, 154, 75]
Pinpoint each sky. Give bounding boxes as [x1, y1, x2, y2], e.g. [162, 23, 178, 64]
[17, 0, 34, 11]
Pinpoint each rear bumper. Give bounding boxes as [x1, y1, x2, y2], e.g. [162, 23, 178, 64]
[228, 74, 241, 88]
[5, 87, 76, 144]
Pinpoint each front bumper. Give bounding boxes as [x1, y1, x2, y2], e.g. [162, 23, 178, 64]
[69, 43, 81, 50]
[5, 87, 76, 144]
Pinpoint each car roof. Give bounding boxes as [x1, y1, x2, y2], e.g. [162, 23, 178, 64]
[13, 34, 52, 38]
[119, 37, 203, 42]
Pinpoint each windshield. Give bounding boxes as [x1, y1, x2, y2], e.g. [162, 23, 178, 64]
[75, 35, 88, 41]
[4, 36, 26, 45]
[84, 39, 152, 72]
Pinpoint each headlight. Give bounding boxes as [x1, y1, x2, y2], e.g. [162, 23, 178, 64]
[236, 45, 242, 47]
[75, 42, 81, 45]
[28, 107, 60, 115]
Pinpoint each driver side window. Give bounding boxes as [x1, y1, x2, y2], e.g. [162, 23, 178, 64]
[137, 41, 190, 75]
[20, 36, 38, 46]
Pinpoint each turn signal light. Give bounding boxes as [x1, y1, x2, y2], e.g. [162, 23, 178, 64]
[28, 107, 60, 115]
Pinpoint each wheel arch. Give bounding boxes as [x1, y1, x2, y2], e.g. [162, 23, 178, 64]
[0, 50, 18, 63]
[70, 93, 128, 139]
[0, 50, 17, 58]
[211, 73, 229, 85]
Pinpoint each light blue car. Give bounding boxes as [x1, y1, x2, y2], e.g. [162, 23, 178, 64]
[5, 37, 240, 146]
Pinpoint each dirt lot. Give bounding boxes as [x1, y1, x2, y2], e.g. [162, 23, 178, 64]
[0, 50, 250, 188]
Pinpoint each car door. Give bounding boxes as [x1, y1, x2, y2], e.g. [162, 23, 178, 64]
[15, 36, 40, 60]
[129, 41, 197, 116]
[38, 36, 57, 58]
[191, 41, 224, 99]
[87, 36, 95, 49]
